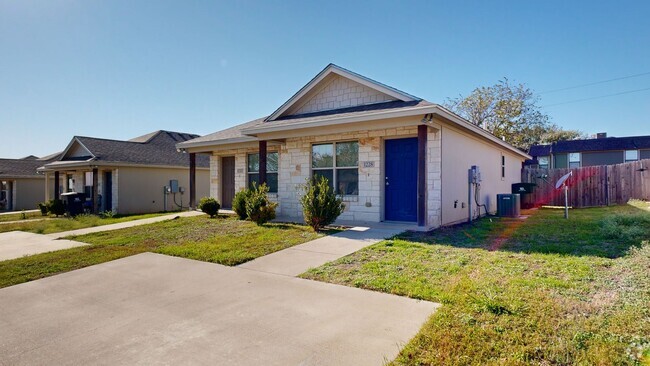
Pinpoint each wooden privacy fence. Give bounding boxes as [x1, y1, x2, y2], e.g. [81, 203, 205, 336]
[521, 159, 650, 208]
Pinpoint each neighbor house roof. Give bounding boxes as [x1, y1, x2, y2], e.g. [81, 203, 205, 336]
[0, 153, 60, 178]
[529, 135, 650, 156]
[40, 130, 209, 171]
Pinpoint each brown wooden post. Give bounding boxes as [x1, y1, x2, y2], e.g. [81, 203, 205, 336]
[54, 171, 60, 200]
[259, 140, 267, 186]
[417, 124, 427, 227]
[92, 168, 99, 213]
[189, 153, 196, 210]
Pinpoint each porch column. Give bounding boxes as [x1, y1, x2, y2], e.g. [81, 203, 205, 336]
[92, 168, 99, 213]
[54, 171, 60, 200]
[259, 140, 267, 186]
[417, 125, 427, 227]
[189, 153, 196, 210]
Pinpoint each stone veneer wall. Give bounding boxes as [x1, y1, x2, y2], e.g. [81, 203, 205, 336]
[207, 125, 443, 228]
[293, 75, 397, 115]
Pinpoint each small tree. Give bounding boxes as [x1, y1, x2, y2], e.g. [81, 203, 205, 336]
[198, 197, 220, 218]
[232, 189, 253, 220]
[48, 199, 65, 217]
[245, 183, 277, 225]
[300, 176, 344, 231]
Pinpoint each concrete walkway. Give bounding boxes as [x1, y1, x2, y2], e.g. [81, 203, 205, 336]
[0, 211, 203, 261]
[239, 223, 409, 276]
[0, 253, 439, 365]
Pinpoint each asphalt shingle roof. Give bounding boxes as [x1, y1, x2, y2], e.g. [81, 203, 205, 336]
[0, 153, 60, 178]
[179, 100, 433, 147]
[529, 135, 650, 156]
[57, 131, 209, 168]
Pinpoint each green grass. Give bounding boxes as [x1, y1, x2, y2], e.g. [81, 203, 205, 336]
[0, 210, 44, 222]
[0, 212, 168, 234]
[0, 215, 322, 288]
[302, 204, 650, 365]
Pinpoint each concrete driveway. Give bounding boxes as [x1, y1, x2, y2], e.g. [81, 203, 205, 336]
[0, 253, 438, 365]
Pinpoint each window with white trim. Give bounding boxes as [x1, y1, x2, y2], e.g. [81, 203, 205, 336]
[569, 153, 581, 168]
[312, 141, 359, 195]
[625, 150, 639, 162]
[538, 156, 550, 169]
[247, 152, 278, 193]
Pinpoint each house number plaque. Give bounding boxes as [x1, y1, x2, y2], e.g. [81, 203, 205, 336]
[362, 161, 375, 168]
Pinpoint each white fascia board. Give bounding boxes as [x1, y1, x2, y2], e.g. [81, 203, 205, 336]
[245, 105, 439, 135]
[176, 136, 258, 151]
[433, 107, 531, 160]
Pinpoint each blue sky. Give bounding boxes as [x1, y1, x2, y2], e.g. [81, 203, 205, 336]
[1, 0, 649, 158]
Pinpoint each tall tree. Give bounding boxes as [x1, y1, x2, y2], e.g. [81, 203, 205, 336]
[445, 78, 582, 151]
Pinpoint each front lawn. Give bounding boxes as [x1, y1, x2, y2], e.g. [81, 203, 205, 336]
[302, 205, 650, 365]
[0, 211, 44, 223]
[0, 215, 323, 288]
[0, 212, 168, 234]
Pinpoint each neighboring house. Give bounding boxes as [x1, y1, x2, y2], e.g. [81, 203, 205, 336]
[528, 133, 650, 169]
[177, 64, 530, 229]
[0, 153, 60, 211]
[38, 130, 210, 214]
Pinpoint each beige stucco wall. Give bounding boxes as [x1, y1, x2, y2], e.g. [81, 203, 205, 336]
[117, 167, 209, 214]
[14, 178, 45, 210]
[440, 124, 524, 226]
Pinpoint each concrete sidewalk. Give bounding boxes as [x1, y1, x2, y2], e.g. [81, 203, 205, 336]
[238, 223, 407, 276]
[48, 210, 203, 239]
[0, 253, 438, 365]
[0, 211, 204, 261]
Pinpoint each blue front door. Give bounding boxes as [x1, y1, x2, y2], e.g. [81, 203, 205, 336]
[385, 138, 418, 222]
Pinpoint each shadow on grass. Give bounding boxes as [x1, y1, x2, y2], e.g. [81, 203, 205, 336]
[398, 204, 650, 259]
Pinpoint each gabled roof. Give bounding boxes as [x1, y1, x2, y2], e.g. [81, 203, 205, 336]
[178, 64, 530, 160]
[266, 63, 420, 121]
[42, 130, 209, 170]
[529, 135, 650, 156]
[0, 153, 59, 178]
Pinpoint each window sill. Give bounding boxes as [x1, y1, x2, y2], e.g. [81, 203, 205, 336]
[338, 195, 358, 202]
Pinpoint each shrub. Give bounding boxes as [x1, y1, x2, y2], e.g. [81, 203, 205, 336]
[198, 197, 221, 218]
[47, 199, 65, 217]
[245, 183, 277, 225]
[300, 176, 345, 231]
[37, 202, 48, 216]
[233, 189, 253, 220]
[99, 210, 115, 219]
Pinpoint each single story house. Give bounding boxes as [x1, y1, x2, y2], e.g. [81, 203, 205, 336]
[177, 64, 530, 229]
[0, 153, 60, 211]
[528, 133, 650, 169]
[38, 130, 210, 214]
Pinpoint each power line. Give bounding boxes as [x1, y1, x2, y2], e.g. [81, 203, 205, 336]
[539, 71, 650, 94]
[542, 86, 650, 107]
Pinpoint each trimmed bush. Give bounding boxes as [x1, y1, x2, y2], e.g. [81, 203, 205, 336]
[37, 202, 48, 216]
[233, 189, 253, 220]
[47, 199, 65, 217]
[300, 176, 344, 231]
[245, 183, 277, 225]
[198, 197, 221, 218]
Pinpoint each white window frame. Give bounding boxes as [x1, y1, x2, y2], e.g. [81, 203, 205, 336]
[538, 156, 550, 169]
[569, 153, 581, 168]
[625, 150, 639, 162]
[311, 141, 359, 196]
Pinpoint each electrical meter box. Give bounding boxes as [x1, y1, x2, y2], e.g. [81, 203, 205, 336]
[469, 165, 482, 183]
[169, 180, 179, 193]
